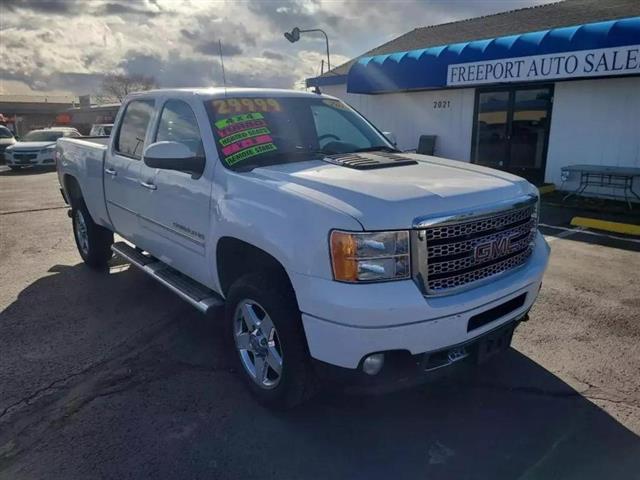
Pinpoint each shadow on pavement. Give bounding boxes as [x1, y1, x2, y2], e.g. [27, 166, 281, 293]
[1, 261, 638, 479]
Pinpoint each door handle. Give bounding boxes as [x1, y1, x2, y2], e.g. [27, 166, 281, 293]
[105, 168, 117, 176]
[139, 180, 157, 190]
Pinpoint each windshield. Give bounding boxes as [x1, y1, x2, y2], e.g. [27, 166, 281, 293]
[205, 96, 394, 170]
[22, 130, 64, 142]
[0, 126, 13, 138]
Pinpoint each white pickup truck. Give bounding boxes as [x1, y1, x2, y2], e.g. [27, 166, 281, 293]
[56, 88, 549, 408]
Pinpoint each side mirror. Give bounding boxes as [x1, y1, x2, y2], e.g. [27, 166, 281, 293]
[383, 131, 397, 147]
[143, 141, 204, 175]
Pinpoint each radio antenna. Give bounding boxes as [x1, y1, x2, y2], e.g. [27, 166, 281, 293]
[218, 40, 227, 96]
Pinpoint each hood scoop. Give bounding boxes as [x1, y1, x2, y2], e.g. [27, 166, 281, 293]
[323, 151, 418, 170]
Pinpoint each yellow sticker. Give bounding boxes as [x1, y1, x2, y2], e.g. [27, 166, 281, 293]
[213, 98, 282, 115]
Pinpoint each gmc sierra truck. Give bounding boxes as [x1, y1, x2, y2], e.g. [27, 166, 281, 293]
[56, 88, 549, 408]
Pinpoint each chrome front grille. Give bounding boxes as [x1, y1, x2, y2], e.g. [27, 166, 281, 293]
[413, 196, 538, 296]
[425, 206, 533, 241]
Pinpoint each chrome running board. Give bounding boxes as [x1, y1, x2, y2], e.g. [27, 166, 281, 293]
[112, 241, 224, 314]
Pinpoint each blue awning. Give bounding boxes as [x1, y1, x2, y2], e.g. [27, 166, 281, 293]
[347, 17, 640, 94]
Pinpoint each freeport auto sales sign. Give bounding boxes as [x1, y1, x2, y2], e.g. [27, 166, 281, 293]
[447, 45, 640, 86]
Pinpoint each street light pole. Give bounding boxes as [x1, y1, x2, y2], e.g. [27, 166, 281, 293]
[284, 27, 331, 72]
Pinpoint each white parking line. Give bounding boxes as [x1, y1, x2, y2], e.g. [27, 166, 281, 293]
[539, 223, 640, 244]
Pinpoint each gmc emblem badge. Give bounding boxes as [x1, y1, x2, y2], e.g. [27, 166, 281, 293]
[474, 233, 518, 263]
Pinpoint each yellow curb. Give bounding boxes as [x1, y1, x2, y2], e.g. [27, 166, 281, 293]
[570, 217, 640, 236]
[538, 184, 556, 195]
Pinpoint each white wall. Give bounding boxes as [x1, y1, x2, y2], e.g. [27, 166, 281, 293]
[546, 76, 640, 192]
[323, 76, 640, 200]
[322, 84, 476, 162]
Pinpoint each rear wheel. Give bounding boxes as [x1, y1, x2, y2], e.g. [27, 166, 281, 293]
[72, 199, 114, 269]
[226, 272, 315, 409]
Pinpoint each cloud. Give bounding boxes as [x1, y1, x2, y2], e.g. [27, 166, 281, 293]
[180, 29, 198, 41]
[0, 0, 82, 14]
[101, 2, 163, 17]
[0, 0, 559, 98]
[248, 0, 345, 32]
[262, 50, 285, 61]
[195, 41, 244, 57]
[0, 67, 105, 94]
[118, 50, 221, 88]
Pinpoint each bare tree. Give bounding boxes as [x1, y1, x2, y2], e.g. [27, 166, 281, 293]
[96, 73, 157, 103]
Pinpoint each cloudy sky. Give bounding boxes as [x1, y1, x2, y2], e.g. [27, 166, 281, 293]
[0, 0, 556, 98]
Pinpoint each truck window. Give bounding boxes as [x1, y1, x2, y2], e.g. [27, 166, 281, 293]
[155, 100, 204, 158]
[115, 100, 154, 159]
[310, 104, 370, 150]
[205, 97, 391, 170]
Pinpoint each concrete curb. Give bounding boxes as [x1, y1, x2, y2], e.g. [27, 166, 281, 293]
[570, 216, 640, 236]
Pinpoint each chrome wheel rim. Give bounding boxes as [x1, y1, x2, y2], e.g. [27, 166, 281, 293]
[233, 299, 283, 389]
[74, 209, 89, 256]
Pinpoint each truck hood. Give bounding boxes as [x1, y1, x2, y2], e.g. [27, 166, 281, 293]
[11, 141, 55, 150]
[251, 153, 535, 230]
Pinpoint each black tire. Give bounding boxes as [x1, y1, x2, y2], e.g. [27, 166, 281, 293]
[71, 198, 114, 269]
[225, 272, 315, 409]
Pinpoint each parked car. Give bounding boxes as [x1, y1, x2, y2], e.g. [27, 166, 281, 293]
[5, 127, 81, 170]
[89, 123, 113, 137]
[0, 125, 17, 161]
[56, 88, 549, 408]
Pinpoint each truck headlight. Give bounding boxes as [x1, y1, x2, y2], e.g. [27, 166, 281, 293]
[330, 230, 410, 282]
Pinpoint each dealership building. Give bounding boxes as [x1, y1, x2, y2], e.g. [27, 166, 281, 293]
[307, 0, 640, 194]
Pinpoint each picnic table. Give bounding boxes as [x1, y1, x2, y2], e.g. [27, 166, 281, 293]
[561, 164, 640, 209]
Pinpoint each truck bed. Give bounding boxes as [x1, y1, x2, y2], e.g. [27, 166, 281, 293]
[57, 136, 111, 229]
[75, 136, 111, 146]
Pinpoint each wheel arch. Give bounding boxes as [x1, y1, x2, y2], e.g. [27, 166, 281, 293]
[216, 236, 296, 302]
[62, 174, 83, 208]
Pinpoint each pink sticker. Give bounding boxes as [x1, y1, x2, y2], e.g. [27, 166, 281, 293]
[222, 134, 273, 157]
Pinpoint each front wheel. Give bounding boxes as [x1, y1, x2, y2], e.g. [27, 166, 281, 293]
[72, 199, 114, 269]
[226, 272, 315, 409]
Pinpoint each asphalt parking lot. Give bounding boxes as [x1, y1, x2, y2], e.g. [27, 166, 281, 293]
[1, 166, 639, 479]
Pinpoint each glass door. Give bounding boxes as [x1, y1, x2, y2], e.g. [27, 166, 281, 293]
[472, 85, 553, 185]
[473, 91, 510, 170]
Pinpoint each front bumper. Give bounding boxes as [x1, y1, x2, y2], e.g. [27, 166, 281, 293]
[313, 317, 522, 393]
[294, 232, 549, 370]
[5, 151, 56, 167]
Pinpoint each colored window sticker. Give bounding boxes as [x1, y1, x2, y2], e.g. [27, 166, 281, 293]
[217, 119, 268, 138]
[219, 127, 271, 147]
[213, 98, 282, 115]
[225, 143, 277, 166]
[322, 99, 350, 110]
[222, 134, 274, 157]
[215, 112, 264, 130]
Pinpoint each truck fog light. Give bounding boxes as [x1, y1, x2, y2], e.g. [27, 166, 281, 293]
[362, 353, 384, 375]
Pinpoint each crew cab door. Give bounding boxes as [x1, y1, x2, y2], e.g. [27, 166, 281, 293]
[104, 99, 154, 243]
[137, 98, 213, 286]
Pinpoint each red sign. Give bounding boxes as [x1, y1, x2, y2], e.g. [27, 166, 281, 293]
[55, 113, 72, 124]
